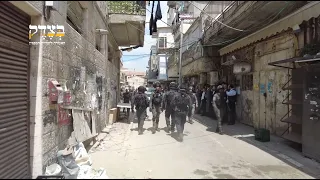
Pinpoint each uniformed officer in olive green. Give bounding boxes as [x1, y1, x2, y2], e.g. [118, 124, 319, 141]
[212, 85, 224, 135]
[149, 81, 163, 133]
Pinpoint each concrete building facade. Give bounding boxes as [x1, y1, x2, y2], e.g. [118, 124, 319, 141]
[203, 1, 320, 161]
[167, 1, 230, 86]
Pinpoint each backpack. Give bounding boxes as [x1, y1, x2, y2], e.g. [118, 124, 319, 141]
[152, 92, 162, 106]
[135, 93, 147, 110]
[166, 90, 176, 107]
[175, 93, 190, 116]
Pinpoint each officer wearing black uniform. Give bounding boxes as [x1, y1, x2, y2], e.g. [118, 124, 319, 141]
[149, 81, 163, 134]
[131, 86, 149, 135]
[162, 82, 178, 132]
[171, 84, 192, 142]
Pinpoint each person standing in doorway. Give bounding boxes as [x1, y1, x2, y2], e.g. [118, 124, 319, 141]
[171, 84, 192, 142]
[212, 85, 224, 135]
[226, 84, 237, 125]
[149, 81, 163, 133]
[131, 86, 149, 135]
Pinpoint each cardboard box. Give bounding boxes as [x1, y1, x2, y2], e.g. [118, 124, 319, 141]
[109, 108, 118, 124]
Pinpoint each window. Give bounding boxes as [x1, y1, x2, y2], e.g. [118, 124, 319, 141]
[67, 1, 84, 34]
[242, 74, 253, 91]
[158, 37, 167, 48]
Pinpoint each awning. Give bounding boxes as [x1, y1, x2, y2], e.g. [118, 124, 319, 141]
[268, 55, 320, 69]
[219, 1, 320, 56]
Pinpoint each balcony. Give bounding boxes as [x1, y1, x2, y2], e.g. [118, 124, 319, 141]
[108, 1, 146, 47]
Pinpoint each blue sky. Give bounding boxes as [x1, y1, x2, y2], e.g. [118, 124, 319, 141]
[122, 1, 168, 72]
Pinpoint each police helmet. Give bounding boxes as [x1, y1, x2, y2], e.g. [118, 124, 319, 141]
[178, 84, 188, 92]
[169, 82, 178, 89]
[153, 81, 161, 88]
[137, 86, 146, 93]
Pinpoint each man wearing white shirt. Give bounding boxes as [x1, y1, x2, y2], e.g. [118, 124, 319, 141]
[226, 84, 237, 125]
[200, 87, 207, 116]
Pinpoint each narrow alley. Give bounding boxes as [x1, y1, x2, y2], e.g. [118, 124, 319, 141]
[89, 111, 319, 179]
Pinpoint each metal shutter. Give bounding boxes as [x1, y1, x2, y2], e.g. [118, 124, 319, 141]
[0, 1, 30, 178]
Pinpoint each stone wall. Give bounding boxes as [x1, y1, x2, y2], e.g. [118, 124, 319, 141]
[27, 1, 119, 171]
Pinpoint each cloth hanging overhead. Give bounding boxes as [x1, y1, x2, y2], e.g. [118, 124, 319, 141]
[149, 1, 155, 35]
[152, 1, 162, 33]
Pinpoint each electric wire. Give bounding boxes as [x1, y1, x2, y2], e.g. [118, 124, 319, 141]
[202, 1, 292, 46]
[189, 1, 245, 32]
[122, 54, 150, 62]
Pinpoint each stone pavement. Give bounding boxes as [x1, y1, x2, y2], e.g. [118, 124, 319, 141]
[89, 110, 320, 179]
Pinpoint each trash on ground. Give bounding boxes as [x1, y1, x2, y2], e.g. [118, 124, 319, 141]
[77, 165, 109, 179]
[45, 163, 62, 176]
[74, 142, 92, 166]
[57, 147, 80, 179]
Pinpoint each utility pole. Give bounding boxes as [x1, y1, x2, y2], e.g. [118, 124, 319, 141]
[178, 19, 183, 86]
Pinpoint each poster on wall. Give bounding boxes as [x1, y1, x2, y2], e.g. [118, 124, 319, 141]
[158, 55, 168, 80]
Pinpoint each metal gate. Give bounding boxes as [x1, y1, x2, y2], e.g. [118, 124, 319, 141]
[0, 1, 30, 178]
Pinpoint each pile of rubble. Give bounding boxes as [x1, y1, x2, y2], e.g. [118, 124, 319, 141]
[45, 142, 108, 179]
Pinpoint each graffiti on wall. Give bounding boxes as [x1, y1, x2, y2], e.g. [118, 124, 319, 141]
[267, 82, 273, 94]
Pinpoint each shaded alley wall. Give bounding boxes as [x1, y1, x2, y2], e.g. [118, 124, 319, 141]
[27, 1, 117, 171]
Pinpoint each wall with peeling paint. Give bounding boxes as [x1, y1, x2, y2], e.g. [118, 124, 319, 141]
[230, 32, 297, 136]
[237, 32, 297, 135]
[252, 33, 296, 135]
[27, 1, 120, 172]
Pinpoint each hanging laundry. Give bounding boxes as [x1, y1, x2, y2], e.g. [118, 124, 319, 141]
[155, 1, 162, 20]
[152, 1, 162, 33]
[149, 1, 155, 35]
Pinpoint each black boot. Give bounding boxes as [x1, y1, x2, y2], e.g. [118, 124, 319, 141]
[152, 121, 156, 134]
[177, 132, 183, 142]
[171, 125, 175, 132]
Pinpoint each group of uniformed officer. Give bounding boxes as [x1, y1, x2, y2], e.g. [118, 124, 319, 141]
[131, 81, 194, 142]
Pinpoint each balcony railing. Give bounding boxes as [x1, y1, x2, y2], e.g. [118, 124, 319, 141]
[108, 1, 146, 16]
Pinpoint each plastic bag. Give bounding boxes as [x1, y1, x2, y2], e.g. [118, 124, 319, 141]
[73, 142, 92, 166]
[45, 163, 62, 176]
[57, 150, 80, 179]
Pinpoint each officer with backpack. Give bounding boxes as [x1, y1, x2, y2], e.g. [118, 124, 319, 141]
[149, 81, 163, 134]
[131, 86, 149, 135]
[162, 82, 179, 132]
[171, 84, 192, 142]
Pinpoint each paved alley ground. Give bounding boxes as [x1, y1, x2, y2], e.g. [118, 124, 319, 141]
[89, 111, 320, 179]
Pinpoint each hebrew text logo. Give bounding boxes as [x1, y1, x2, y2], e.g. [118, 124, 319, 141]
[29, 25, 65, 45]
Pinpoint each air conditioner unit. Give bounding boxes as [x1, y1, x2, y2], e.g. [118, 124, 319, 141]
[233, 62, 251, 74]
